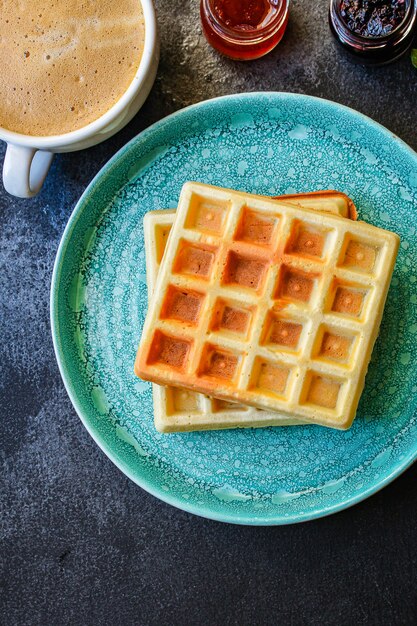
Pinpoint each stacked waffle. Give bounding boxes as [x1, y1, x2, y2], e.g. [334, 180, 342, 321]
[135, 183, 399, 432]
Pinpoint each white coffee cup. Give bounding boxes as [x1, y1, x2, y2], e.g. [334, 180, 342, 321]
[0, 0, 159, 198]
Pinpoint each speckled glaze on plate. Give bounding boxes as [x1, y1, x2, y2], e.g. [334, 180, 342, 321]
[51, 93, 417, 525]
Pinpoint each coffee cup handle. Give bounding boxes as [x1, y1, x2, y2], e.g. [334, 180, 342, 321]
[3, 144, 54, 198]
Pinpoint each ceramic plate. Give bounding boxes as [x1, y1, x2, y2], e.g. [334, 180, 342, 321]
[51, 93, 417, 524]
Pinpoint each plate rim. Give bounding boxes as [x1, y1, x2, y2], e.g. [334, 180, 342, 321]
[50, 91, 417, 525]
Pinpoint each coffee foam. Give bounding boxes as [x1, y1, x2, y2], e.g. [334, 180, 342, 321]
[0, 1, 145, 136]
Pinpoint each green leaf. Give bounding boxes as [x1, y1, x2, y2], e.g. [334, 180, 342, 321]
[412, 49, 417, 69]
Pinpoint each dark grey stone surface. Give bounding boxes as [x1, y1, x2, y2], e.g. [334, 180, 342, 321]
[1, 2, 416, 625]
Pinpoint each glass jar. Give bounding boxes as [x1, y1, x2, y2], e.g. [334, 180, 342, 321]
[200, 0, 290, 61]
[329, 0, 417, 64]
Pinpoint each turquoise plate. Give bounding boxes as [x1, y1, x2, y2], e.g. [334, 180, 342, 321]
[51, 93, 417, 525]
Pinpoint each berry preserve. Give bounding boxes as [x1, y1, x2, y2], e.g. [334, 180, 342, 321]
[329, 0, 417, 64]
[340, 0, 406, 37]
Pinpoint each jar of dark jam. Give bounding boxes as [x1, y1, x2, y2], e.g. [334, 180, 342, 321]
[329, 0, 417, 64]
[200, 0, 290, 61]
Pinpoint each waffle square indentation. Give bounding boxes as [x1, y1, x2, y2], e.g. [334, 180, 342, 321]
[326, 279, 369, 319]
[312, 325, 357, 365]
[198, 344, 242, 382]
[302, 372, 342, 409]
[166, 388, 202, 414]
[234, 207, 280, 247]
[161, 285, 205, 325]
[274, 265, 318, 305]
[155, 224, 172, 264]
[338, 235, 380, 274]
[261, 310, 303, 351]
[222, 251, 268, 291]
[211, 398, 249, 413]
[210, 298, 254, 339]
[286, 220, 330, 259]
[174, 240, 217, 279]
[250, 358, 292, 397]
[147, 330, 192, 371]
[184, 193, 229, 235]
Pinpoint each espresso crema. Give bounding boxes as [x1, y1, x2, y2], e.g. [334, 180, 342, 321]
[0, 0, 145, 136]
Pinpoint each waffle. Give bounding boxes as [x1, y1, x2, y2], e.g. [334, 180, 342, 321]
[278, 190, 358, 220]
[136, 183, 399, 430]
[144, 189, 357, 433]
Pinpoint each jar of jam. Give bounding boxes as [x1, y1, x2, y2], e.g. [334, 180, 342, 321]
[329, 0, 417, 64]
[200, 0, 290, 61]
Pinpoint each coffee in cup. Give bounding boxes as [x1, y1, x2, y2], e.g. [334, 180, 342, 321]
[0, 0, 145, 136]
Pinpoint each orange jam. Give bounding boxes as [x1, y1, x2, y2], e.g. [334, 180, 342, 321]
[200, 0, 290, 60]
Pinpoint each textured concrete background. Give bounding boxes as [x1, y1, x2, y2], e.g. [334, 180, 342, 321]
[1, 1, 417, 625]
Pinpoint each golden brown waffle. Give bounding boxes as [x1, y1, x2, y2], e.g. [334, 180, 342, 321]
[145, 210, 298, 432]
[278, 190, 358, 220]
[144, 189, 357, 433]
[136, 183, 399, 430]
